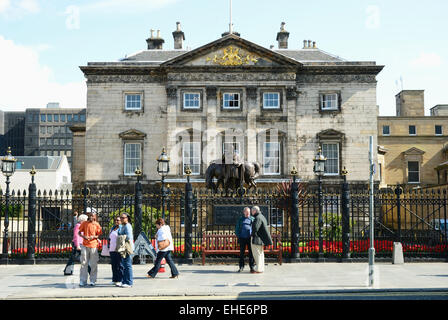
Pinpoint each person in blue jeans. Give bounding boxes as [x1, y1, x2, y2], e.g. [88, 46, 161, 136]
[117, 213, 134, 288]
[147, 218, 179, 279]
[109, 216, 123, 286]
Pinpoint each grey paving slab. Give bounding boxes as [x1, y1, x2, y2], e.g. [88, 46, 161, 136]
[0, 262, 447, 299]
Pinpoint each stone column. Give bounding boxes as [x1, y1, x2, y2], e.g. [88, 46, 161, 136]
[69, 124, 86, 190]
[286, 86, 298, 171]
[205, 86, 218, 168]
[166, 86, 178, 175]
[246, 86, 258, 163]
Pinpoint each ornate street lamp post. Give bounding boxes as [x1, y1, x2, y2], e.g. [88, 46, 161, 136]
[313, 146, 326, 260]
[157, 148, 170, 220]
[1, 147, 17, 262]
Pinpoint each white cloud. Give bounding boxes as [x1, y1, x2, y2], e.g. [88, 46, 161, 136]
[0, 0, 39, 17]
[82, 0, 178, 12]
[410, 52, 443, 68]
[0, 0, 11, 13]
[0, 36, 86, 111]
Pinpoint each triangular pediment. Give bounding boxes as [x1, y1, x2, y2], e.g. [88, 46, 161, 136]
[119, 129, 147, 140]
[403, 147, 425, 155]
[317, 129, 345, 140]
[162, 34, 301, 68]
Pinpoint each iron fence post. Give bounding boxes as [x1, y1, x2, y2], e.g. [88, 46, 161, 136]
[318, 175, 324, 261]
[290, 167, 300, 262]
[341, 168, 351, 260]
[395, 186, 403, 243]
[25, 168, 37, 264]
[134, 169, 143, 240]
[184, 169, 193, 262]
[1, 176, 11, 263]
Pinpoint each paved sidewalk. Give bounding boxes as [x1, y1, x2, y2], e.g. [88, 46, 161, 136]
[0, 262, 447, 299]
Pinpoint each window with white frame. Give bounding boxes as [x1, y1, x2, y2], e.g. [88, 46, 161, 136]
[125, 93, 142, 110]
[263, 92, 280, 109]
[382, 125, 390, 136]
[435, 125, 443, 136]
[408, 161, 420, 183]
[320, 93, 339, 110]
[183, 92, 201, 109]
[183, 142, 201, 175]
[124, 143, 141, 176]
[223, 93, 240, 109]
[322, 143, 339, 175]
[263, 142, 280, 175]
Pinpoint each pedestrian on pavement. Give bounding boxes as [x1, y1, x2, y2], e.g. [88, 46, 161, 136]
[235, 207, 255, 273]
[147, 218, 179, 279]
[250, 206, 272, 274]
[63, 214, 89, 276]
[117, 212, 134, 288]
[78, 212, 102, 287]
[109, 215, 123, 286]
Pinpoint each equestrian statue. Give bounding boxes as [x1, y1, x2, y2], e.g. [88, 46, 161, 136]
[205, 150, 260, 194]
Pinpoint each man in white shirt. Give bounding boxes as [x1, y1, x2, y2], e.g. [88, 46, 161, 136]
[147, 218, 179, 279]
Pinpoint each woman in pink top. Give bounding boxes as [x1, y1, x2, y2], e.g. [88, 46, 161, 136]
[64, 214, 88, 275]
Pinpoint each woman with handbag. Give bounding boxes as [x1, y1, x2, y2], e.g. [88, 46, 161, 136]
[107, 216, 123, 286]
[147, 218, 179, 279]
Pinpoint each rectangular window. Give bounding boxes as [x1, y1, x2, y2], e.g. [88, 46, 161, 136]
[54, 126, 60, 134]
[47, 139, 52, 146]
[60, 114, 66, 122]
[270, 208, 284, 227]
[183, 92, 201, 109]
[39, 138, 45, 146]
[409, 125, 416, 135]
[73, 114, 79, 122]
[382, 125, 390, 135]
[183, 142, 201, 175]
[124, 143, 141, 176]
[60, 138, 65, 145]
[47, 126, 53, 134]
[54, 114, 59, 122]
[40, 127, 45, 134]
[263, 92, 280, 109]
[54, 138, 59, 146]
[222, 142, 241, 157]
[47, 114, 52, 122]
[223, 93, 240, 109]
[41, 114, 46, 122]
[67, 114, 72, 122]
[322, 143, 339, 175]
[321, 93, 339, 110]
[263, 142, 280, 175]
[408, 161, 420, 183]
[80, 114, 86, 122]
[67, 139, 72, 146]
[125, 94, 142, 110]
[66, 150, 71, 157]
[435, 125, 443, 135]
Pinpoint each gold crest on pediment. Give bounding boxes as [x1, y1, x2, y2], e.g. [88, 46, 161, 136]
[206, 46, 258, 66]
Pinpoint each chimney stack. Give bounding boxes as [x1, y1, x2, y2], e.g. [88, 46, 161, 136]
[146, 29, 165, 50]
[276, 22, 289, 49]
[303, 40, 317, 49]
[172, 22, 185, 49]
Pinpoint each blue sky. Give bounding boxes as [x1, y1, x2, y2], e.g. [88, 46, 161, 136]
[0, 0, 447, 115]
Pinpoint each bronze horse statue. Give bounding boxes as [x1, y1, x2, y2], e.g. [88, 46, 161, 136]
[205, 160, 261, 193]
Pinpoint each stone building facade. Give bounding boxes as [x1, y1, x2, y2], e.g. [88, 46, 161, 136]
[378, 90, 448, 187]
[80, 23, 383, 187]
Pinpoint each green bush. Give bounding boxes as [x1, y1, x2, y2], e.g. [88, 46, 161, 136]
[0, 204, 24, 218]
[106, 205, 168, 238]
[313, 212, 353, 241]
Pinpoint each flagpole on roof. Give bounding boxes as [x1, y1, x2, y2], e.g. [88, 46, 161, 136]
[229, 0, 233, 34]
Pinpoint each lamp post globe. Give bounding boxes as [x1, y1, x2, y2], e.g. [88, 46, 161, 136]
[313, 146, 326, 176]
[1, 147, 17, 178]
[157, 147, 170, 178]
